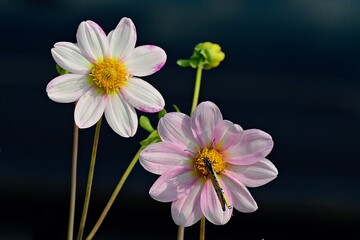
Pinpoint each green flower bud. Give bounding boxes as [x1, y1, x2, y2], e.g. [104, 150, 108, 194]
[139, 116, 155, 133]
[177, 42, 225, 70]
[195, 42, 225, 70]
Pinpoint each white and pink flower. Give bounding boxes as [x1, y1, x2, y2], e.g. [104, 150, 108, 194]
[140, 101, 277, 226]
[46, 17, 166, 137]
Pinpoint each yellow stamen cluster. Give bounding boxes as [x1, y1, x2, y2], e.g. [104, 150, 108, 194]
[91, 58, 129, 94]
[194, 148, 225, 176]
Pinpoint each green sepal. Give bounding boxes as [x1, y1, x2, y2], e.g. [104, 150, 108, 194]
[140, 130, 162, 149]
[139, 116, 155, 133]
[176, 59, 191, 67]
[56, 64, 69, 75]
[189, 58, 200, 68]
[172, 104, 181, 112]
[158, 108, 167, 119]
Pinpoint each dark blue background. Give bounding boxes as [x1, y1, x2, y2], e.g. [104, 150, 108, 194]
[0, 0, 359, 239]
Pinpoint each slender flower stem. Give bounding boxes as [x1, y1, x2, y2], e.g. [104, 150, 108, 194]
[176, 208, 186, 238]
[193, 65, 206, 240]
[85, 147, 143, 240]
[177, 225, 185, 240]
[190, 65, 203, 113]
[178, 65, 204, 240]
[77, 118, 103, 240]
[68, 121, 79, 240]
[199, 217, 206, 240]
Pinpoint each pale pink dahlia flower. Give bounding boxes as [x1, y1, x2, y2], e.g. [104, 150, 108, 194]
[46, 17, 166, 137]
[140, 101, 278, 226]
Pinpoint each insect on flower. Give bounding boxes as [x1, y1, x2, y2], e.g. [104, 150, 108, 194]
[140, 101, 278, 226]
[203, 156, 232, 211]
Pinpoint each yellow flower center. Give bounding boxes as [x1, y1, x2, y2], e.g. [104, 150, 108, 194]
[90, 58, 129, 94]
[194, 148, 225, 176]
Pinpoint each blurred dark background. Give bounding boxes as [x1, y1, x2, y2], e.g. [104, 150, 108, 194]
[1, 0, 359, 239]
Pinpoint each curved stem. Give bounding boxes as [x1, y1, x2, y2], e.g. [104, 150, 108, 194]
[68, 121, 79, 240]
[190, 65, 203, 113]
[199, 217, 206, 240]
[85, 147, 143, 240]
[77, 118, 103, 240]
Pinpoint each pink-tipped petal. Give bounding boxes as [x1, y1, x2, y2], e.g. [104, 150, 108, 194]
[200, 179, 233, 225]
[108, 17, 137, 60]
[149, 167, 198, 202]
[120, 77, 164, 113]
[191, 101, 223, 148]
[225, 129, 274, 165]
[46, 74, 92, 103]
[158, 112, 198, 151]
[222, 171, 258, 212]
[227, 159, 278, 187]
[74, 89, 108, 128]
[104, 93, 137, 137]
[213, 120, 242, 151]
[51, 42, 92, 74]
[76, 20, 109, 62]
[140, 142, 194, 175]
[125, 45, 167, 77]
[171, 180, 203, 227]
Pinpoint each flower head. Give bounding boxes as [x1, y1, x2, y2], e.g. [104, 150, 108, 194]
[140, 101, 277, 226]
[46, 17, 166, 137]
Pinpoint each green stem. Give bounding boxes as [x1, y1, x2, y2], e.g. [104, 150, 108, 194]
[199, 217, 206, 240]
[178, 65, 204, 240]
[190, 65, 203, 113]
[68, 121, 79, 240]
[85, 147, 143, 240]
[77, 118, 103, 240]
[194, 66, 205, 240]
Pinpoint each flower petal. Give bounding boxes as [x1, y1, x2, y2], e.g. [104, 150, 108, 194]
[213, 120, 242, 151]
[227, 159, 278, 187]
[225, 129, 274, 165]
[120, 77, 164, 113]
[46, 74, 92, 103]
[234, 123, 243, 131]
[191, 101, 223, 148]
[222, 170, 258, 212]
[74, 89, 108, 128]
[140, 142, 193, 175]
[149, 167, 197, 202]
[108, 17, 136, 60]
[171, 180, 203, 227]
[158, 112, 198, 151]
[104, 93, 137, 137]
[125, 45, 167, 77]
[200, 178, 233, 225]
[51, 42, 92, 74]
[76, 20, 109, 62]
